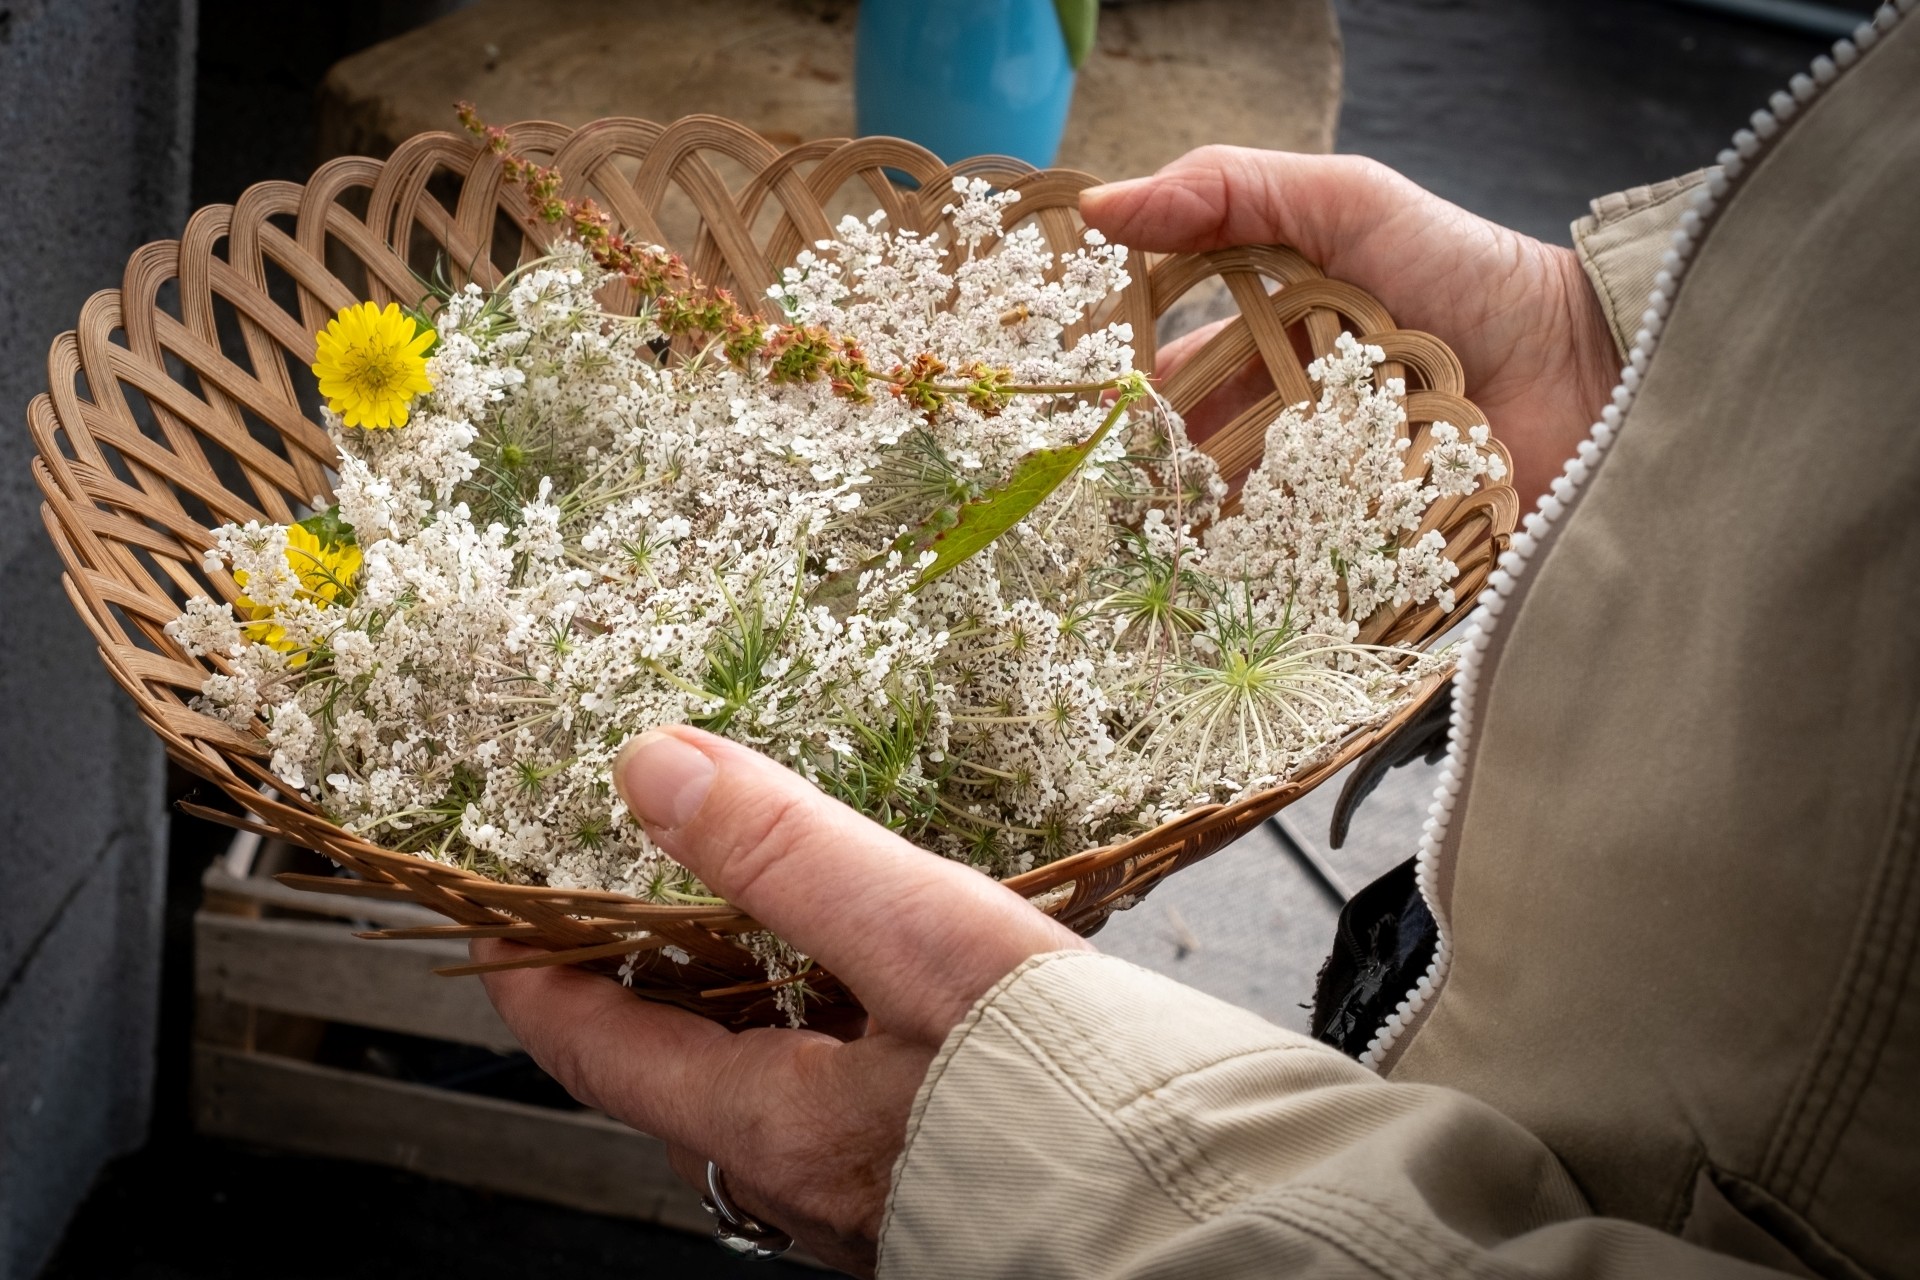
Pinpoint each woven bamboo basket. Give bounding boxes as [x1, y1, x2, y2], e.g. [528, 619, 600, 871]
[30, 116, 1516, 1023]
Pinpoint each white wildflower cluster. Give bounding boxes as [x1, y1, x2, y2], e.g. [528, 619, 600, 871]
[1205, 334, 1508, 634]
[169, 180, 1499, 947]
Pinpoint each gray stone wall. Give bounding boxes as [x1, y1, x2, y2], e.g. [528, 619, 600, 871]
[0, 2, 195, 1276]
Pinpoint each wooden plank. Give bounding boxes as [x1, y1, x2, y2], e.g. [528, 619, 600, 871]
[202, 862, 447, 929]
[195, 912, 518, 1051]
[193, 1046, 708, 1233]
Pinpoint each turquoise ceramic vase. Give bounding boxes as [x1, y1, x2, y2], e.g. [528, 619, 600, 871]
[854, 0, 1077, 169]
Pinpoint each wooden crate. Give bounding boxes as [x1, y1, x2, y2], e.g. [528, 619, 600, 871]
[192, 833, 723, 1238]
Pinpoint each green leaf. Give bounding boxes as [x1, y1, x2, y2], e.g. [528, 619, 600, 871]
[806, 505, 960, 615]
[1052, 0, 1098, 69]
[909, 378, 1144, 590]
[400, 303, 440, 358]
[802, 377, 1146, 613]
[297, 505, 356, 548]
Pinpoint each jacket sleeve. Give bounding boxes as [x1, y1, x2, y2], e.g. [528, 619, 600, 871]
[877, 952, 1807, 1278]
[1570, 169, 1713, 359]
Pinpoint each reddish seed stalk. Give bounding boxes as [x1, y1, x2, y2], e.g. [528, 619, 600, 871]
[454, 104, 1117, 420]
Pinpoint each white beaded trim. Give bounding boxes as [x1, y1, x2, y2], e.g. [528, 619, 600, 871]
[1357, 0, 1912, 1071]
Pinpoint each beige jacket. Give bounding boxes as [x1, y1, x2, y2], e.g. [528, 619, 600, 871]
[879, 14, 1920, 1278]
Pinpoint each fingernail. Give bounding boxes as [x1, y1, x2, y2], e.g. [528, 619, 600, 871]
[614, 729, 715, 830]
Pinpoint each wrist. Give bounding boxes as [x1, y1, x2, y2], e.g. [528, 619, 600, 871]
[1557, 243, 1625, 431]
[1502, 246, 1620, 505]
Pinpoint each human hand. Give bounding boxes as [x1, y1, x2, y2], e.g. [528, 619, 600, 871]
[1081, 147, 1620, 504]
[471, 726, 1090, 1276]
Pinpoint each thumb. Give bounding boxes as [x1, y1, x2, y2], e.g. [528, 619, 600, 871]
[615, 726, 1083, 1041]
[1079, 146, 1407, 269]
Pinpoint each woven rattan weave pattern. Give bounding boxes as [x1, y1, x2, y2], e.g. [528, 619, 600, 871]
[29, 116, 1516, 1023]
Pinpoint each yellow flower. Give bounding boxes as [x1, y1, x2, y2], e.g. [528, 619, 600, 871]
[312, 301, 435, 429]
[235, 523, 363, 667]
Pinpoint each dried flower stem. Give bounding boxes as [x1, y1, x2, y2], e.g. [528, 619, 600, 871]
[455, 104, 1124, 419]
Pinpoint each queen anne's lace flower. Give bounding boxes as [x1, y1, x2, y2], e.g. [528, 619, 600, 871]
[179, 184, 1498, 943]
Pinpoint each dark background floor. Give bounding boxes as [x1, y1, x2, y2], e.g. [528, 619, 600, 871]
[40, 1, 1852, 1276]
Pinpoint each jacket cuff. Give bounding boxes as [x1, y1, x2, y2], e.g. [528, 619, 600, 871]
[1571, 169, 1715, 359]
[875, 950, 1371, 1277]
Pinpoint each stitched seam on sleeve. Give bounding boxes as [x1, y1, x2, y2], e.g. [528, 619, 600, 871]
[1231, 1198, 1401, 1277]
[1267, 1197, 1464, 1279]
[1012, 958, 1325, 1112]
[1016, 967, 1381, 1218]
[1067, 1020, 1354, 1110]
[1105, 1038, 1360, 1097]
[980, 1003, 1220, 1223]
[1121, 1086, 1249, 1215]
[1572, 169, 1713, 357]
[1585, 169, 1713, 227]
[1284, 1188, 1442, 1274]
[1109, 1042, 1367, 1214]
[1290, 1185, 1538, 1280]
[881, 951, 1390, 1264]
[876, 950, 1083, 1270]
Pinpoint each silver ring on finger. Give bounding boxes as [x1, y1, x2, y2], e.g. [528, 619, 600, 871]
[701, 1161, 794, 1261]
